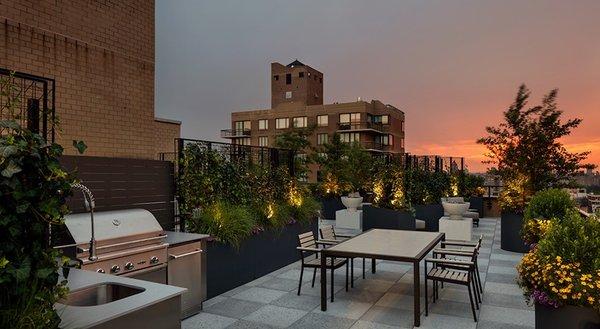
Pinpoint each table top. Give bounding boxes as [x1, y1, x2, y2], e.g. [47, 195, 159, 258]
[323, 229, 444, 261]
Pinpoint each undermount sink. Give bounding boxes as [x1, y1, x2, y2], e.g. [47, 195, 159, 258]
[60, 283, 145, 306]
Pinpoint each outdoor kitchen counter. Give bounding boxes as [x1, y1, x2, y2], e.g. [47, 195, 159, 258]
[55, 268, 186, 329]
[164, 231, 210, 246]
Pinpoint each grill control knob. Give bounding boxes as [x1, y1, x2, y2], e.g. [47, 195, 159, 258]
[125, 262, 134, 271]
[97, 268, 105, 274]
[110, 265, 121, 273]
[150, 256, 159, 264]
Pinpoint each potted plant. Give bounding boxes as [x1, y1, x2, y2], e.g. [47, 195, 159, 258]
[477, 85, 591, 253]
[517, 211, 600, 329]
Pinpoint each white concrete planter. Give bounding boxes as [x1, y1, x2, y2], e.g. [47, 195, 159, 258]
[442, 201, 470, 220]
[341, 196, 363, 212]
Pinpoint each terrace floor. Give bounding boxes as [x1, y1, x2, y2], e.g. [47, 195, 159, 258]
[183, 217, 533, 329]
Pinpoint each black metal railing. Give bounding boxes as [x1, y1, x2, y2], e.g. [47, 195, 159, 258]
[337, 121, 387, 132]
[0, 68, 56, 142]
[220, 128, 251, 138]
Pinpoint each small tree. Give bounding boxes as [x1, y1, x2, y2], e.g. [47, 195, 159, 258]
[478, 84, 592, 203]
[274, 126, 314, 181]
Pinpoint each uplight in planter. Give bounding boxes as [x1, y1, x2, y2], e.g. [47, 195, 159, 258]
[373, 179, 384, 203]
[267, 203, 275, 219]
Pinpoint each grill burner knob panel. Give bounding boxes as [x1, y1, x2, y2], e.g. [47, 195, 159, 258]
[150, 256, 159, 264]
[97, 268, 105, 274]
[125, 262, 134, 270]
[111, 265, 121, 273]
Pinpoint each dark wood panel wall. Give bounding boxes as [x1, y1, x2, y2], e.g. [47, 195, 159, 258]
[60, 156, 176, 230]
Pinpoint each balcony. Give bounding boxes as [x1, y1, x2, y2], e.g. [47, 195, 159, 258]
[345, 140, 393, 152]
[337, 121, 388, 133]
[221, 129, 251, 138]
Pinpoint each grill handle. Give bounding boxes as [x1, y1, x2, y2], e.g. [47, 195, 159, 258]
[77, 235, 166, 253]
[169, 249, 204, 260]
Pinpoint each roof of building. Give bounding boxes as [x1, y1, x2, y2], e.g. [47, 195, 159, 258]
[287, 59, 305, 67]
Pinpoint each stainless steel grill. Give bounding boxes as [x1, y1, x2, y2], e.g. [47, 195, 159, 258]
[64, 209, 169, 281]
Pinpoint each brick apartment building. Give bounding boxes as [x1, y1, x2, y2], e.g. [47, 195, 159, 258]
[0, 0, 179, 159]
[222, 60, 405, 180]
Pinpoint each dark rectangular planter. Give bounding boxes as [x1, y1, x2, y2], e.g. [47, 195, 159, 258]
[500, 211, 529, 253]
[363, 205, 416, 231]
[414, 204, 444, 232]
[535, 303, 600, 329]
[468, 196, 484, 217]
[206, 220, 317, 298]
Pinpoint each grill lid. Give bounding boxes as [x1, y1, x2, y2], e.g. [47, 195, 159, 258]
[64, 209, 163, 244]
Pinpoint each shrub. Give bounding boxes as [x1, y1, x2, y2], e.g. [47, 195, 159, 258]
[517, 211, 600, 310]
[521, 188, 576, 246]
[0, 121, 73, 329]
[291, 195, 321, 224]
[188, 201, 256, 249]
[524, 188, 575, 221]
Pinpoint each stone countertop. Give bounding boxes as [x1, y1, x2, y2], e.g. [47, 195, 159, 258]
[164, 231, 210, 246]
[55, 268, 186, 329]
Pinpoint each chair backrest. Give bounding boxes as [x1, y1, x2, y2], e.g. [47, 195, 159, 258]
[297, 231, 317, 261]
[319, 225, 336, 241]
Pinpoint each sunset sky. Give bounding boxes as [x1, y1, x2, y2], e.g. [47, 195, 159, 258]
[155, 0, 600, 172]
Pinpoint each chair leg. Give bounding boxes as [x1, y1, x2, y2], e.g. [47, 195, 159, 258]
[425, 277, 429, 316]
[467, 282, 477, 322]
[472, 275, 481, 308]
[331, 265, 335, 303]
[297, 265, 304, 295]
[475, 261, 483, 293]
[311, 268, 317, 287]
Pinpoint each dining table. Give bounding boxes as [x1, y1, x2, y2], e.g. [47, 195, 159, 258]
[320, 229, 445, 327]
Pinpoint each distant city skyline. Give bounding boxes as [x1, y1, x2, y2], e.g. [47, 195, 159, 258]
[155, 0, 600, 172]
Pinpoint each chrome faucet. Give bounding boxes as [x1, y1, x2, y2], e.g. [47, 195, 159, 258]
[71, 183, 98, 261]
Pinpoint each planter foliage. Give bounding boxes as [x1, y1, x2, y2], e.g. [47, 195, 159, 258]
[0, 121, 73, 329]
[517, 210, 600, 312]
[522, 188, 576, 246]
[178, 142, 319, 247]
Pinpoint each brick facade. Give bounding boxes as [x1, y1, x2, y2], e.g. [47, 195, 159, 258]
[0, 0, 179, 159]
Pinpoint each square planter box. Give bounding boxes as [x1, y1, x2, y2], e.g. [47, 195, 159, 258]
[500, 211, 529, 253]
[535, 303, 600, 329]
[414, 204, 444, 232]
[206, 220, 317, 298]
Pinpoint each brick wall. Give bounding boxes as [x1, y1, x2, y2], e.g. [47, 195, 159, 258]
[0, 0, 179, 159]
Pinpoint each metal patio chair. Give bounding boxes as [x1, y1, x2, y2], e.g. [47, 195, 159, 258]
[296, 231, 349, 302]
[319, 225, 366, 285]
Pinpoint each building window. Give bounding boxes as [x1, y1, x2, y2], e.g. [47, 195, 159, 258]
[401, 138, 405, 148]
[340, 132, 360, 143]
[237, 137, 251, 146]
[274, 75, 279, 81]
[377, 134, 394, 146]
[286, 73, 292, 85]
[319, 77, 322, 83]
[276, 118, 289, 129]
[258, 119, 268, 130]
[317, 115, 328, 127]
[299, 72, 304, 78]
[317, 133, 328, 145]
[339, 113, 350, 123]
[339, 113, 360, 123]
[258, 136, 268, 147]
[401, 121, 405, 132]
[293, 116, 307, 128]
[285, 91, 292, 99]
[373, 115, 389, 124]
[235, 120, 251, 132]
[340, 112, 360, 123]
